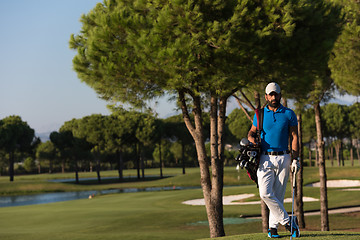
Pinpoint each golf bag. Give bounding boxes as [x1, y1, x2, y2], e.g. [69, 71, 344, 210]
[235, 138, 261, 187]
[235, 108, 264, 188]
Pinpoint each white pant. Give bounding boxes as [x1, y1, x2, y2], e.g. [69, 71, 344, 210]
[257, 154, 291, 229]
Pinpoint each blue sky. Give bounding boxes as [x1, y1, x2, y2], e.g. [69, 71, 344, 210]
[0, 0, 186, 137]
[0, 0, 178, 136]
[0, 0, 111, 134]
[0, 1, 357, 137]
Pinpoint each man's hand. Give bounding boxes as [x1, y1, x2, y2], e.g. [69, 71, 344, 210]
[291, 159, 301, 174]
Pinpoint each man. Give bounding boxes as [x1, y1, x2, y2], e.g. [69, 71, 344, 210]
[247, 82, 301, 238]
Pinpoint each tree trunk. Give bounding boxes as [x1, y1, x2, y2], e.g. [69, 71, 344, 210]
[340, 141, 344, 166]
[136, 143, 140, 179]
[182, 141, 186, 174]
[62, 159, 65, 173]
[159, 141, 163, 178]
[75, 161, 79, 184]
[296, 113, 305, 228]
[49, 159, 53, 173]
[330, 145, 334, 167]
[139, 145, 145, 179]
[335, 142, 341, 167]
[253, 90, 270, 232]
[309, 148, 312, 167]
[179, 90, 225, 238]
[208, 94, 225, 237]
[96, 158, 101, 183]
[261, 200, 269, 232]
[350, 145, 354, 167]
[141, 151, 145, 179]
[9, 150, 14, 182]
[314, 102, 329, 231]
[118, 150, 123, 180]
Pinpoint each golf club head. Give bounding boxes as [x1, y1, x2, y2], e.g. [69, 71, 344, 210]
[240, 138, 250, 147]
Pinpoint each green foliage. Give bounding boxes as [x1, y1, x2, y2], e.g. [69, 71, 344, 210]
[153, 139, 174, 165]
[36, 141, 56, 160]
[70, 0, 343, 109]
[349, 102, 360, 139]
[23, 157, 35, 173]
[226, 108, 253, 142]
[0, 115, 35, 153]
[322, 103, 349, 139]
[329, 0, 360, 96]
[0, 116, 36, 180]
[301, 107, 316, 142]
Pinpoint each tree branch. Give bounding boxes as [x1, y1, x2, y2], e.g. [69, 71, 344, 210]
[232, 94, 253, 122]
[178, 89, 196, 138]
[239, 90, 256, 111]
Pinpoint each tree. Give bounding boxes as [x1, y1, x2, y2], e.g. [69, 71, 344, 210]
[103, 114, 135, 180]
[164, 114, 196, 173]
[0, 116, 35, 181]
[36, 141, 57, 173]
[60, 119, 92, 183]
[50, 130, 74, 174]
[313, 90, 330, 231]
[226, 108, 253, 142]
[349, 103, 360, 164]
[75, 115, 107, 183]
[307, 74, 338, 233]
[23, 157, 36, 173]
[70, 0, 343, 237]
[294, 104, 306, 228]
[329, 0, 360, 96]
[129, 112, 157, 179]
[322, 103, 349, 166]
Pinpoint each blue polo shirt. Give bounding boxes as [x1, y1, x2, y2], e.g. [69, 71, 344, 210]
[253, 104, 298, 152]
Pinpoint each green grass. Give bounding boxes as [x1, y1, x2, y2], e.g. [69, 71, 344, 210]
[0, 188, 209, 240]
[0, 186, 359, 240]
[0, 166, 359, 239]
[200, 231, 360, 239]
[1, 165, 360, 195]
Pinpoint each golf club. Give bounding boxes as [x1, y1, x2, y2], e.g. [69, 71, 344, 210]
[290, 171, 296, 240]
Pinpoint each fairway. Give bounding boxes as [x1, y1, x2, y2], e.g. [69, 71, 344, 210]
[0, 188, 212, 240]
[0, 167, 359, 239]
[200, 231, 360, 239]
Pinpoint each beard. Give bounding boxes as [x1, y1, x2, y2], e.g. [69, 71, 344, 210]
[268, 99, 281, 108]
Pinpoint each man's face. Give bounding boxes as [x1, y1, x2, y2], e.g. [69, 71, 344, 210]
[265, 92, 281, 108]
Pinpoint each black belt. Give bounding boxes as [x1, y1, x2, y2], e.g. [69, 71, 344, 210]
[263, 150, 290, 156]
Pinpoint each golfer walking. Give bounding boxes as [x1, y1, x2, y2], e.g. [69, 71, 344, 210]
[247, 82, 301, 238]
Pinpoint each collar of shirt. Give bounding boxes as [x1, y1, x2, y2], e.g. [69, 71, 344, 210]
[265, 104, 285, 113]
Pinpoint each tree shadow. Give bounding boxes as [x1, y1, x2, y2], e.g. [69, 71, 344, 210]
[63, 175, 171, 185]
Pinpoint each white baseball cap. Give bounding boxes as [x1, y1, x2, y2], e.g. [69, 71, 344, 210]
[265, 82, 281, 95]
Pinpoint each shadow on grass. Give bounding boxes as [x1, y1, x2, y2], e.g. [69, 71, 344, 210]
[302, 232, 360, 237]
[212, 231, 360, 240]
[63, 176, 172, 185]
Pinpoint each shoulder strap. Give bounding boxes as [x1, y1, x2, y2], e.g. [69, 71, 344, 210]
[255, 108, 264, 143]
[258, 108, 264, 132]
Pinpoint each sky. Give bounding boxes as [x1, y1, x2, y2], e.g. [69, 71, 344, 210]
[0, 0, 358, 139]
[0, 0, 181, 137]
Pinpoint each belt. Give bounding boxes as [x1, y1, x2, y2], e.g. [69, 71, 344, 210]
[263, 150, 290, 156]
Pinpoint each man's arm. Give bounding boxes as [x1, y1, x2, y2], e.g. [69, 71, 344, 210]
[247, 124, 258, 145]
[289, 125, 299, 159]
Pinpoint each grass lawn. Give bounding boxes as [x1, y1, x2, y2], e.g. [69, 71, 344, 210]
[200, 231, 360, 239]
[0, 165, 359, 239]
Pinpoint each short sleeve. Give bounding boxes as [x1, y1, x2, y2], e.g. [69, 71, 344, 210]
[253, 113, 258, 128]
[289, 110, 298, 126]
